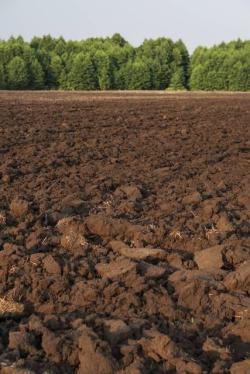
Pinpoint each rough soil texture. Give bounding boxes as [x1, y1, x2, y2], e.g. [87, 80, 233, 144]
[0, 91, 249, 373]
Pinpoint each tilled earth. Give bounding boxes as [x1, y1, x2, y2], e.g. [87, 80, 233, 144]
[0, 92, 249, 374]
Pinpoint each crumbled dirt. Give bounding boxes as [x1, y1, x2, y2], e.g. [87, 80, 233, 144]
[0, 91, 249, 373]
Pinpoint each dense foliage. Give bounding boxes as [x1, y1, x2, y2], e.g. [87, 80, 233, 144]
[0, 34, 189, 90]
[190, 40, 250, 91]
[0, 35, 249, 91]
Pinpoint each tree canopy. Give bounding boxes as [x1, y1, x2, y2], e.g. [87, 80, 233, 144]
[190, 40, 250, 91]
[7, 56, 29, 89]
[0, 35, 249, 91]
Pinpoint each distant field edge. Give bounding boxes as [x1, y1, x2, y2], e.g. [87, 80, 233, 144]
[0, 90, 250, 103]
[1, 90, 250, 94]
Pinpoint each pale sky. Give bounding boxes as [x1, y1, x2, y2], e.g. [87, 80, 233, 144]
[0, 0, 249, 52]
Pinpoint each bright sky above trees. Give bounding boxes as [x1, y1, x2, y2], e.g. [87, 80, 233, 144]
[0, 0, 249, 52]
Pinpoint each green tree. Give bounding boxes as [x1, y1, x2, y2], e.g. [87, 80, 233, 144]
[137, 38, 174, 89]
[169, 67, 186, 90]
[29, 59, 44, 89]
[0, 63, 6, 89]
[7, 56, 29, 89]
[190, 41, 250, 91]
[173, 40, 190, 88]
[68, 53, 98, 90]
[95, 51, 114, 90]
[124, 59, 152, 90]
[54, 37, 67, 56]
[50, 54, 64, 89]
[190, 64, 206, 90]
[34, 49, 52, 88]
[229, 61, 250, 91]
[111, 33, 127, 47]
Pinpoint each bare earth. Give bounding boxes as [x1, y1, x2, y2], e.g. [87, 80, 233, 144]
[0, 92, 249, 373]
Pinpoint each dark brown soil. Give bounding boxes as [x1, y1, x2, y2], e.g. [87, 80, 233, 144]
[0, 91, 249, 374]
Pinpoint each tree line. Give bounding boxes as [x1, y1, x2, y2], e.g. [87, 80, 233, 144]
[190, 40, 250, 91]
[0, 34, 249, 91]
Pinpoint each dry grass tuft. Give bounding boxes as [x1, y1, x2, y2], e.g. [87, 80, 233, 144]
[204, 224, 219, 240]
[61, 230, 87, 251]
[56, 216, 74, 233]
[169, 229, 183, 240]
[0, 297, 24, 316]
[10, 198, 29, 219]
[8, 265, 18, 275]
[57, 216, 87, 250]
[0, 212, 6, 226]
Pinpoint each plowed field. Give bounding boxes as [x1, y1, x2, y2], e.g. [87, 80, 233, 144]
[0, 92, 249, 373]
